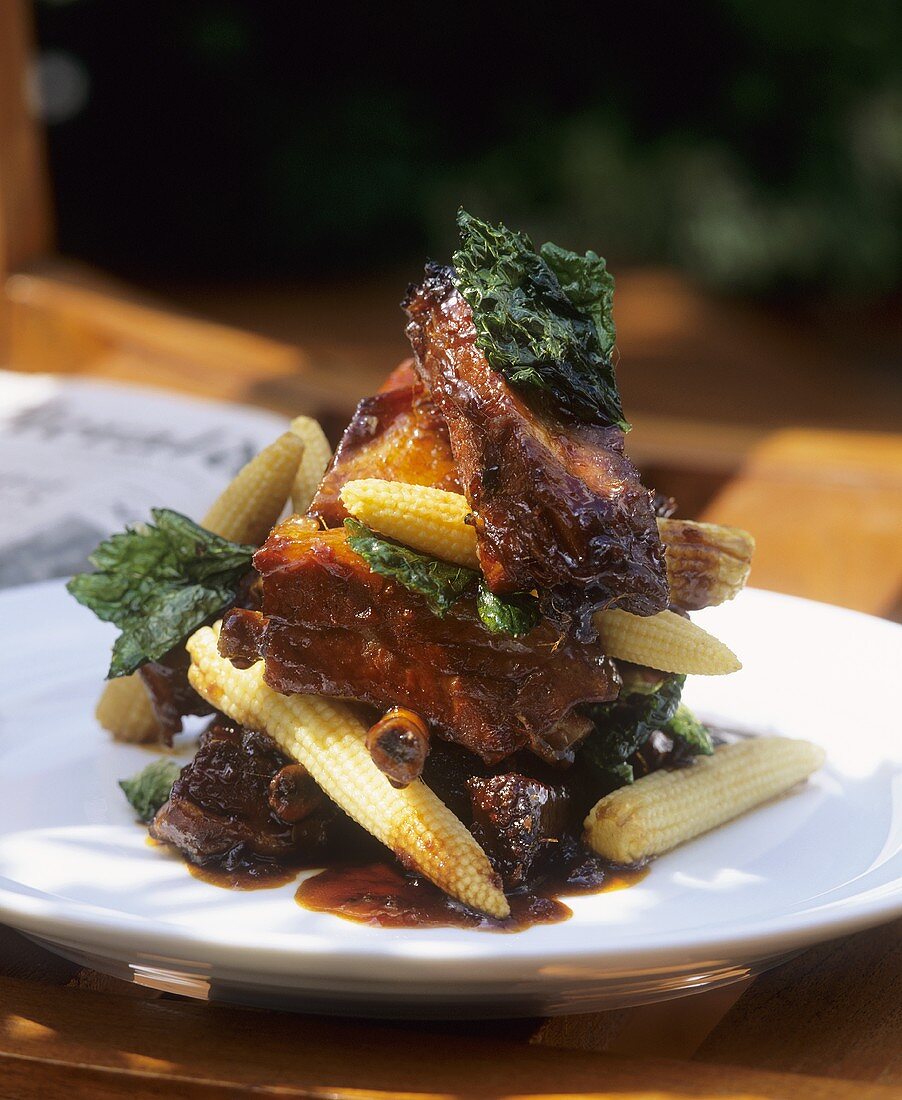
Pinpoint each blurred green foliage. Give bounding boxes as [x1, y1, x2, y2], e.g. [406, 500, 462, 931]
[37, 0, 902, 296]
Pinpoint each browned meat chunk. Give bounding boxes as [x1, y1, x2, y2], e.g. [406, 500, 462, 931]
[139, 647, 212, 743]
[404, 265, 668, 633]
[150, 718, 333, 868]
[468, 773, 571, 888]
[220, 519, 618, 764]
[309, 382, 459, 528]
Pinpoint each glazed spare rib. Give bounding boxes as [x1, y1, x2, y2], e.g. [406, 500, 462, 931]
[404, 262, 668, 633]
[220, 518, 618, 765]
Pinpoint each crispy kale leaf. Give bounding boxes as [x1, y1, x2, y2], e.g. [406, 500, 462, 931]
[666, 704, 714, 756]
[68, 508, 255, 678]
[452, 209, 627, 430]
[345, 518, 539, 635]
[581, 675, 686, 784]
[476, 582, 540, 637]
[344, 518, 475, 616]
[119, 758, 181, 823]
[582, 675, 715, 786]
[540, 241, 615, 358]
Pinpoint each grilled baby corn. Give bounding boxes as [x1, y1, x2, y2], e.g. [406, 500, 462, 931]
[595, 608, 741, 675]
[584, 736, 825, 863]
[290, 416, 333, 514]
[341, 479, 479, 569]
[95, 672, 160, 743]
[202, 428, 304, 546]
[186, 624, 509, 918]
[658, 518, 754, 611]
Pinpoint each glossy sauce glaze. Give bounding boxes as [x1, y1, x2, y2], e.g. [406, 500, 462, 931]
[172, 833, 646, 932]
[295, 850, 647, 933]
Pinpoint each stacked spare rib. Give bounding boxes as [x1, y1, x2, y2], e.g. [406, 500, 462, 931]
[220, 263, 669, 772]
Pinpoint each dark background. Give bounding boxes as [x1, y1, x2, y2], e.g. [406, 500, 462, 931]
[34, 0, 902, 300]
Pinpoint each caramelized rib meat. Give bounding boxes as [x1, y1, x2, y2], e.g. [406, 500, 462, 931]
[468, 773, 571, 888]
[150, 718, 334, 867]
[221, 519, 618, 764]
[404, 265, 668, 632]
[309, 382, 459, 527]
[140, 647, 212, 743]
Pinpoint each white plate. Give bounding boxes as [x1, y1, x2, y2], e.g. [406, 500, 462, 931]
[0, 580, 899, 1017]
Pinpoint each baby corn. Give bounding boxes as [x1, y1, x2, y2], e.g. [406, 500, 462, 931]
[289, 416, 332, 514]
[95, 672, 161, 743]
[341, 479, 480, 569]
[595, 608, 740, 675]
[658, 518, 754, 611]
[202, 428, 304, 545]
[584, 736, 825, 863]
[186, 625, 509, 919]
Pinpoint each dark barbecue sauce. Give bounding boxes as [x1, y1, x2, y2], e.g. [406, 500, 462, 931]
[294, 852, 647, 933]
[188, 860, 302, 891]
[174, 835, 646, 931]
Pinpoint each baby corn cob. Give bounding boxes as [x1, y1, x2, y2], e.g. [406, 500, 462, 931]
[186, 624, 509, 918]
[595, 608, 740, 675]
[340, 479, 480, 569]
[95, 672, 162, 743]
[289, 416, 332, 514]
[584, 736, 825, 863]
[202, 428, 304, 545]
[658, 518, 754, 611]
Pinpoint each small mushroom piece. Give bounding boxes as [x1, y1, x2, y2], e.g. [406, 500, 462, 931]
[267, 764, 324, 823]
[366, 708, 431, 789]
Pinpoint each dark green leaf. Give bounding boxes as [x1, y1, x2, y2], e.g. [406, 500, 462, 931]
[119, 758, 181, 823]
[452, 209, 628, 430]
[67, 508, 255, 678]
[665, 704, 714, 755]
[344, 518, 476, 616]
[580, 674, 686, 785]
[344, 519, 542, 637]
[476, 582, 540, 637]
[539, 241, 615, 357]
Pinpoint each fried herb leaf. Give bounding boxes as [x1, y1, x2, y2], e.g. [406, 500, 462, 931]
[476, 582, 540, 637]
[666, 704, 714, 755]
[580, 674, 686, 785]
[344, 518, 475, 616]
[345, 518, 540, 636]
[539, 241, 616, 358]
[119, 758, 181, 823]
[67, 508, 255, 678]
[452, 209, 627, 430]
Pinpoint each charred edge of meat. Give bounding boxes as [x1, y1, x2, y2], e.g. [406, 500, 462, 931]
[467, 773, 571, 889]
[366, 708, 431, 788]
[268, 764, 325, 823]
[139, 647, 212, 744]
[308, 382, 459, 528]
[149, 717, 336, 870]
